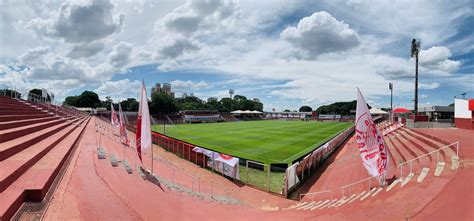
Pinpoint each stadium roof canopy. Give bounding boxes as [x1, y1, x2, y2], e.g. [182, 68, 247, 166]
[393, 108, 411, 113]
[231, 110, 262, 114]
[370, 108, 388, 115]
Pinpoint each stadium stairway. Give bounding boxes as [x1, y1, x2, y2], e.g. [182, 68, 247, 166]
[285, 126, 459, 213]
[0, 96, 90, 220]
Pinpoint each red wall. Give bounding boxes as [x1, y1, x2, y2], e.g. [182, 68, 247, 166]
[469, 99, 474, 111]
[455, 118, 474, 130]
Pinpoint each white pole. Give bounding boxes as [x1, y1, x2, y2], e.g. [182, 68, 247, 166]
[151, 139, 154, 174]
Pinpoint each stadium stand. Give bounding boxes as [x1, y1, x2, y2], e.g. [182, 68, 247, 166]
[289, 125, 459, 213]
[0, 95, 90, 220]
[220, 113, 238, 122]
[168, 114, 184, 124]
[181, 110, 221, 123]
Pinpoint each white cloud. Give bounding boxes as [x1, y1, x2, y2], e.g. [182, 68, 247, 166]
[155, 36, 200, 59]
[170, 80, 211, 91]
[19, 46, 51, 66]
[281, 11, 360, 59]
[26, 0, 124, 43]
[94, 79, 141, 100]
[419, 46, 461, 74]
[67, 41, 104, 58]
[151, 0, 241, 67]
[108, 41, 133, 68]
[419, 82, 440, 90]
[325, 0, 473, 46]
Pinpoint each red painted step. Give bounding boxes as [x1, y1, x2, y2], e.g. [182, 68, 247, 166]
[0, 122, 79, 192]
[0, 117, 88, 221]
[0, 116, 60, 130]
[0, 118, 77, 161]
[0, 114, 53, 123]
[397, 129, 441, 166]
[0, 118, 66, 143]
[394, 131, 431, 173]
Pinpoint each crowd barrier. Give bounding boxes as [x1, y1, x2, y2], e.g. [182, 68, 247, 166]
[285, 126, 355, 197]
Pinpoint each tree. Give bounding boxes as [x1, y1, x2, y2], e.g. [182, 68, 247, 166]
[64, 91, 101, 107]
[150, 93, 177, 114]
[316, 100, 371, 115]
[219, 97, 233, 112]
[206, 97, 219, 110]
[120, 98, 139, 111]
[64, 96, 79, 106]
[299, 106, 312, 112]
[283, 109, 291, 112]
[76, 91, 101, 107]
[101, 96, 113, 109]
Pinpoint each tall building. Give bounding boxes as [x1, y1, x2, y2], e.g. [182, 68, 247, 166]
[151, 82, 174, 98]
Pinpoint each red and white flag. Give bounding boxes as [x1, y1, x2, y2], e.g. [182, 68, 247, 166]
[118, 102, 130, 146]
[111, 103, 120, 127]
[355, 88, 389, 182]
[136, 81, 152, 161]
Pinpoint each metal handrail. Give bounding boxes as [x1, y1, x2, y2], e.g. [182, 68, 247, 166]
[1, 84, 88, 117]
[339, 175, 379, 198]
[94, 117, 227, 197]
[397, 141, 459, 179]
[299, 189, 332, 201]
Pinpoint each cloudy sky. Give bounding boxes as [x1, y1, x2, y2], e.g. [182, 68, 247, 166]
[1, 0, 473, 111]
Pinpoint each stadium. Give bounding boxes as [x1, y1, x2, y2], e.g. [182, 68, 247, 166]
[1, 1, 473, 221]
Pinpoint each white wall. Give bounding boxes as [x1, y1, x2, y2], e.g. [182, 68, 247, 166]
[454, 99, 471, 119]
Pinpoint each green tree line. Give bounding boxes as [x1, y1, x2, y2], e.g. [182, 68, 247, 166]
[63, 91, 264, 114]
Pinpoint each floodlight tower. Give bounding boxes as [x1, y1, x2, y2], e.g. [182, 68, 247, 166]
[229, 89, 234, 111]
[411, 38, 421, 115]
[461, 92, 467, 99]
[389, 82, 393, 111]
[229, 89, 234, 99]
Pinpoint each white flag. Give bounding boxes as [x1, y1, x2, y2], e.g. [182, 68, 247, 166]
[118, 102, 130, 146]
[355, 88, 389, 180]
[136, 81, 152, 161]
[111, 103, 120, 127]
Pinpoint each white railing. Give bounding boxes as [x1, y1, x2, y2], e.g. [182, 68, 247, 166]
[398, 141, 459, 179]
[1, 84, 88, 118]
[299, 189, 332, 201]
[94, 117, 236, 200]
[339, 175, 380, 198]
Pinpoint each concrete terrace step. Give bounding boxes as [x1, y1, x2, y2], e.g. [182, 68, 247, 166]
[395, 132, 431, 173]
[390, 135, 419, 172]
[0, 118, 66, 143]
[0, 116, 60, 130]
[401, 173, 414, 187]
[386, 178, 401, 192]
[0, 110, 46, 115]
[0, 114, 52, 123]
[434, 162, 446, 176]
[0, 103, 40, 110]
[404, 129, 455, 158]
[0, 122, 78, 192]
[348, 191, 366, 204]
[0, 118, 79, 161]
[398, 130, 441, 165]
[0, 117, 88, 221]
[24, 119, 86, 200]
[393, 131, 419, 160]
[384, 135, 405, 165]
[417, 168, 430, 182]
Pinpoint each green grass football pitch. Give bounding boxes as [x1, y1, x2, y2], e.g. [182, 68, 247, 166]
[152, 120, 352, 165]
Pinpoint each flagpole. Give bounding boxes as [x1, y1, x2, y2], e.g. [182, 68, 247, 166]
[151, 143, 154, 175]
